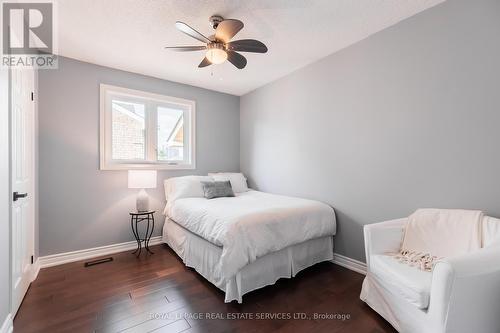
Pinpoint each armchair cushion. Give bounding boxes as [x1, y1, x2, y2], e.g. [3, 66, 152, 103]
[370, 254, 432, 309]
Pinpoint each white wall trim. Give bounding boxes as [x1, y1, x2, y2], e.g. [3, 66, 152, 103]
[0, 314, 13, 333]
[332, 253, 367, 275]
[31, 258, 40, 282]
[38, 236, 163, 268]
[36, 238, 367, 277]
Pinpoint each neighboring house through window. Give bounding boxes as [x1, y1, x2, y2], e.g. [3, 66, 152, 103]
[100, 84, 195, 170]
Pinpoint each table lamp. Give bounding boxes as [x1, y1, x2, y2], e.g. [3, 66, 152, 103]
[128, 170, 157, 212]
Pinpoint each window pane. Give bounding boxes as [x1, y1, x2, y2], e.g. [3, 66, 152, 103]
[157, 107, 184, 161]
[111, 100, 145, 160]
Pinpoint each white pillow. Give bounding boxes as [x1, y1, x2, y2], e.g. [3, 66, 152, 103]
[483, 216, 500, 247]
[164, 176, 213, 202]
[208, 172, 249, 193]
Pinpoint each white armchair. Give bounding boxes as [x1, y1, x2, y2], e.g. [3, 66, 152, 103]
[360, 217, 500, 333]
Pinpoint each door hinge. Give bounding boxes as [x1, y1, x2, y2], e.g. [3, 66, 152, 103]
[31, 255, 34, 264]
[31, 92, 34, 101]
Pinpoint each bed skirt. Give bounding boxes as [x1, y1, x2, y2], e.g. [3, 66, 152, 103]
[162, 218, 334, 303]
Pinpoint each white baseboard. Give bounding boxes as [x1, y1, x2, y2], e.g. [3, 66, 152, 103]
[0, 314, 13, 333]
[38, 236, 163, 268]
[31, 258, 40, 282]
[332, 253, 367, 275]
[36, 237, 366, 277]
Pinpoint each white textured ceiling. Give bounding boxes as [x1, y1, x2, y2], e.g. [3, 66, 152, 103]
[56, 0, 444, 96]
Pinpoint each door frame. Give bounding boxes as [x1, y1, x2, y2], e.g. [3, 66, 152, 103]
[9, 67, 38, 317]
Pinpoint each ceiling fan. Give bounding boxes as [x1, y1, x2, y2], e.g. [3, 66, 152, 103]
[165, 15, 268, 69]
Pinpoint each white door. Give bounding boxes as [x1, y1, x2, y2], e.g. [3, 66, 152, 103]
[11, 67, 35, 316]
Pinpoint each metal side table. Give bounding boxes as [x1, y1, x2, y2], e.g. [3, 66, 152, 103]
[129, 210, 155, 256]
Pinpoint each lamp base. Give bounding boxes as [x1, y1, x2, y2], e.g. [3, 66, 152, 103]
[136, 189, 149, 212]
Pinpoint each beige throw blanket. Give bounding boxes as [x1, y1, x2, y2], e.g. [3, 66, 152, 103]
[395, 208, 483, 271]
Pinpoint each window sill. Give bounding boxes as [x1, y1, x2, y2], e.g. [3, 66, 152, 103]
[99, 162, 196, 171]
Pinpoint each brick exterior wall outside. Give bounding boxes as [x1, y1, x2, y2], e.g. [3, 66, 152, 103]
[112, 111, 144, 160]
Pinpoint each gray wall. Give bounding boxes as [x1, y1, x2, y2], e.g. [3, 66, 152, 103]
[240, 0, 500, 262]
[39, 57, 240, 256]
[0, 70, 11, 325]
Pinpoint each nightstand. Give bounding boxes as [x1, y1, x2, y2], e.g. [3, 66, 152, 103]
[129, 210, 155, 256]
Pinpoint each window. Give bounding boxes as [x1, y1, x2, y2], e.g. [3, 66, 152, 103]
[100, 84, 195, 170]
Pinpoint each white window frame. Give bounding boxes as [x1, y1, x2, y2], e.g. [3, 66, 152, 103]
[99, 84, 196, 170]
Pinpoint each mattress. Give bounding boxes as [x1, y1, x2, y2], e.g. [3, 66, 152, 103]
[165, 190, 336, 279]
[162, 218, 334, 303]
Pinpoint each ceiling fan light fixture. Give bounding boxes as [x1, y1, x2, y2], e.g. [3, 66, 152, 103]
[206, 44, 227, 64]
[167, 18, 267, 69]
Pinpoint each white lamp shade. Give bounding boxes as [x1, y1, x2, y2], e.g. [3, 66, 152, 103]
[128, 170, 157, 189]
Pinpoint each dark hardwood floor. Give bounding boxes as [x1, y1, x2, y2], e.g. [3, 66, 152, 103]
[14, 244, 396, 333]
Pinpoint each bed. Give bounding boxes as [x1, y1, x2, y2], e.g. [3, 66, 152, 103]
[161, 175, 336, 303]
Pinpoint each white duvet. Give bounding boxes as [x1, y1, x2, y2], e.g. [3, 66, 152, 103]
[165, 190, 336, 279]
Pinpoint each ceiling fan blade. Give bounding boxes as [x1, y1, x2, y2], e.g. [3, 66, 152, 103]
[165, 46, 207, 52]
[227, 39, 268, 53]
[227, 51, 247, 69]
[215, 19, 244, 43]
[198, 57, 212, 68]
[175, 21, 211, 44]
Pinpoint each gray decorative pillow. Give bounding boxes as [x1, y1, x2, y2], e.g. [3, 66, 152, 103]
[201, 181, 235, 199]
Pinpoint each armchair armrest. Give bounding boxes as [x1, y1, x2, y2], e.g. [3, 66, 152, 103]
[364, 218, 407, 269]
[429, 246, 500, 333]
